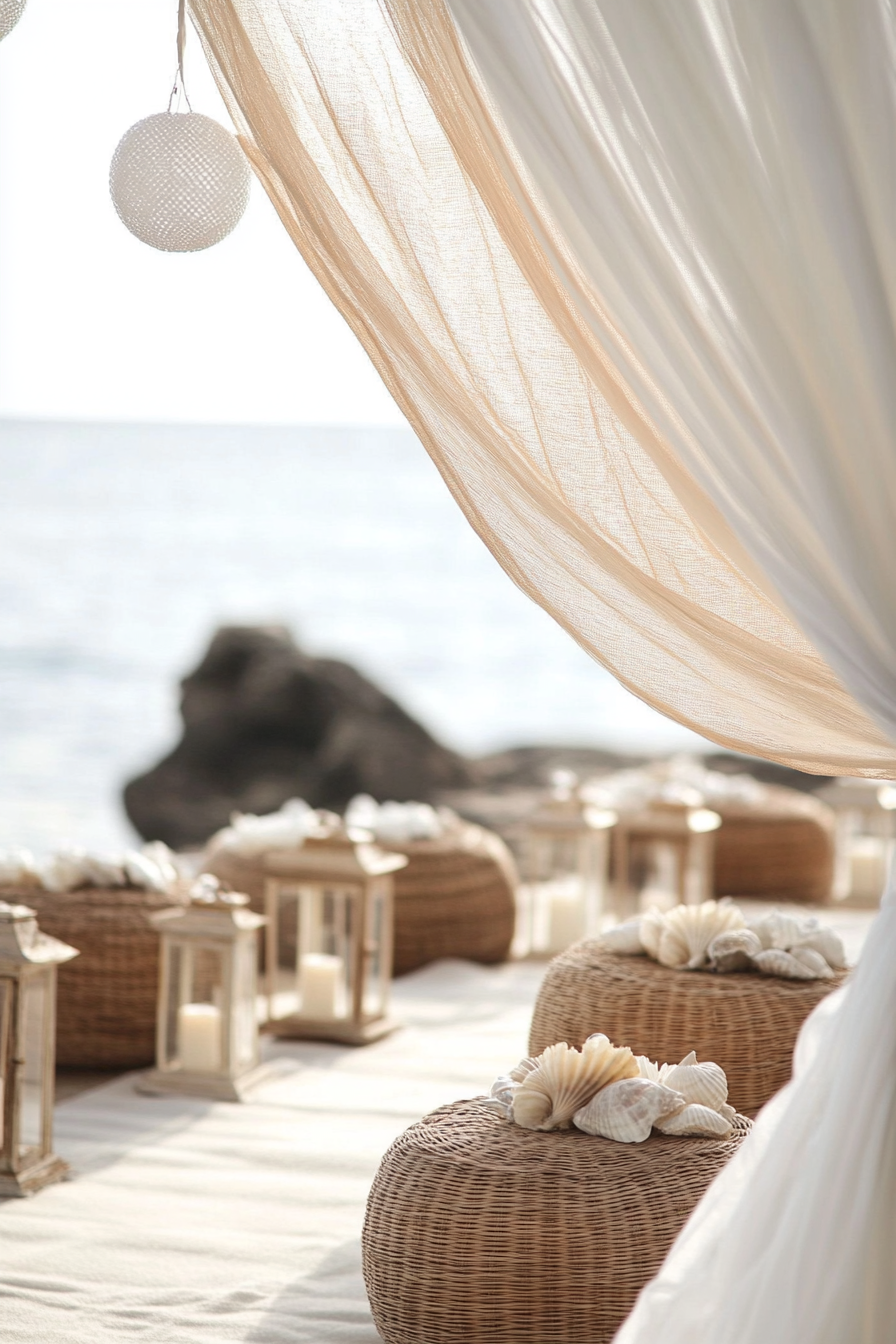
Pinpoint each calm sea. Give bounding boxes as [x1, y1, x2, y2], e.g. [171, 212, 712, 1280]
[0, 420, 705, 852]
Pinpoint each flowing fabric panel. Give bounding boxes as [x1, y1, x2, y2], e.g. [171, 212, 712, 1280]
[188, 0, 896, 777]
[446, 0, 896, 746]
[439, 3, 896, 1340]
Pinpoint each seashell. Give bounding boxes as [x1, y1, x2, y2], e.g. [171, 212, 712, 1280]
[656, 900, 745, 970]
[746, 911, 805, 952]
[638, 908, 665, 960]
[124, 850, 170, 893]
[573, 1076, 685, 1143]
[707, 927, 763, 973]
[38, 848, 92, 893]
[0, 848, 41, 887]
[656, 1103, 734, 1137]
[793, 927, 847, 970]
[601, 918, 644, 956]
[508, 1057, 538, 1083]
[78, 854, 127, 888]
[790, 946, 835, 979]
[662, 1059, 729, 1112]
[753, 947, 828, 980]
[512, 1036, 639, 1131]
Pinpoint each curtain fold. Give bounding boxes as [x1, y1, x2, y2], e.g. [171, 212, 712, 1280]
[189, 0, 896, 778]
[187, 2, 896, 1340]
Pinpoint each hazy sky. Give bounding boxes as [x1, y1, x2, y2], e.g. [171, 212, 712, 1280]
[0, 0, 405, 424]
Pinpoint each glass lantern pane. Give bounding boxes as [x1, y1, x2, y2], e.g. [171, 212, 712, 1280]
[166, 941, 226, 1073]
[296, 884, 354, 1022]
[232, 936, 258, 1072]
[19, 975, 47, 1157]
[631, 838, 684, 911]
[363, 879, 389, 1020]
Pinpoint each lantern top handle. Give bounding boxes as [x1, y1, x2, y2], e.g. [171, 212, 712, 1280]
[0, 903, 79, 968]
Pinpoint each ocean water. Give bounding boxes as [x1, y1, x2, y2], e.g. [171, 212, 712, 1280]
[0, 420, 706, 853]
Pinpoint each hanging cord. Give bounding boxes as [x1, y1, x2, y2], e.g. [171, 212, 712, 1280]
[167, 0, 193, 112]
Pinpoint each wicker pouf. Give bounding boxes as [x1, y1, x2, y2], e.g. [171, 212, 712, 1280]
[713, 788, 835, 903]
[528, 942, 847, 1114]
[363, 1098, 751, 1344]
[206, 821, 517, 976]
[0, 883, 183, 1070]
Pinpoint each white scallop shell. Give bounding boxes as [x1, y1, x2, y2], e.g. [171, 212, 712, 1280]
[601, 918, 644, 955]
[0, 848, 40, 886]
[752, 947, 831, 980]
[662, 1059, 729, 1112]
[656, 900, 745, 970]
[639, 908, 665, 960]
[573, 1076, 685, 1143]
[512, 1036, 639, 1131]
[656, 1103, 734, 1137]
[793, 927, 847, 970]
[707, 927, 763, 973]
[746, 911, 805, 951]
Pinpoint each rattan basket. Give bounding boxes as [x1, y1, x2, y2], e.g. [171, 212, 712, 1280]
[529, 942, 847, 1114]
[206, 821, 517, 976]
[363, 1098, 751, 1344]
[0, 883, 185, 1070]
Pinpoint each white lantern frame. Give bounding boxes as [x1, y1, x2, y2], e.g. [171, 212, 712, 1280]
[612, 800, 722, 916]
[263, 828, 407, 1045]
[524, 790, 617, 956]
[0, 902, 78, 1197]
[139, 891, 266, 1102]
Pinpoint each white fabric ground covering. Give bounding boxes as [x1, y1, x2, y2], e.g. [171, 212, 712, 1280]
[0, 959, 546, 1344]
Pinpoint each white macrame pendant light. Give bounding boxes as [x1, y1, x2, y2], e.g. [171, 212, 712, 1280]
[109, 1, 250, 252]
[0, 0, 26, 42]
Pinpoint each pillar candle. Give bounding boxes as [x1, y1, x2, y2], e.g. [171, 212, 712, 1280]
[546, 891, 586, 954]
[178, 1002, 222, 1072]
[300, 953, 344, 1019]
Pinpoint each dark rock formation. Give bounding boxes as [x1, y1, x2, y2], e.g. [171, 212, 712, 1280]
[124, 626, 475, 849]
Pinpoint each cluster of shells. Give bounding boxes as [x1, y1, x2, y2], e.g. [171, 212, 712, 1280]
[0, 842, 183, 895]
[601, 900, 847, 980]
[486, 1036, 737, 1142]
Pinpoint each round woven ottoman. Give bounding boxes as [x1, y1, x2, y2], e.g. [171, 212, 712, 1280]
[363, 1098, 751, 1344]
[528, 942, 847, 1114]
[0, 883, 184, 1069]
[713, 788, 835, 903]
[206, 821, 517, 976]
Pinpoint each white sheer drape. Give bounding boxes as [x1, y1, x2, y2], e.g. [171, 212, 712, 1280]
[443, 3, 896, 1340]
[188, 3, 896, 1337]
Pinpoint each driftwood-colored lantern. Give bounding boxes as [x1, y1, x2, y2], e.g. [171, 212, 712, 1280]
[612, 794, 722, 918]
[263, 822, 407, 1045]
[140, 883, 266, 1101]
[0, 902, 78, 1196]
[524, 778, 617, 955]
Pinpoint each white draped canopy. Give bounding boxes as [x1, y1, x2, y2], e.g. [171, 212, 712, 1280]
[188, 1, 896, 1338]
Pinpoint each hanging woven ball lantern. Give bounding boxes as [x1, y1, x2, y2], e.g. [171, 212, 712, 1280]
[110, 111, 250, 253]
[0, 0, 26, 42]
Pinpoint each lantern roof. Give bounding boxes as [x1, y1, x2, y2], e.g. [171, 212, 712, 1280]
[263, 827, 408, 882]
[0, 902, 79, 969]
[527, 788, 617, 835]
[149, 878, 266, 936]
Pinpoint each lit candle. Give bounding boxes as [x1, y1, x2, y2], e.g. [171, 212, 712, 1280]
[546, 891, 586, 954]
[300, 953, 343, 1019]
[178, 1003, 222, 1072]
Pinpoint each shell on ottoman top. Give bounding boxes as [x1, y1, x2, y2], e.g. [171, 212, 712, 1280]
[528, 941, 847, 1114]
[362, 1097, 751, 1344]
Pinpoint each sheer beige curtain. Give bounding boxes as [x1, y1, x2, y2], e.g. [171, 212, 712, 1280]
[189, 0, 896, 778]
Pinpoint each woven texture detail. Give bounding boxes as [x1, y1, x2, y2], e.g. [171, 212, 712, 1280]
[0, 0, 25, 41]
[713, 800, 834, 903]
[363, 1098, 751, 1344]
[1, 883, 184, 1069]
[206, 821, 517, 975]
[110, 112, 250, 252]
[529, 943, 847, 1114]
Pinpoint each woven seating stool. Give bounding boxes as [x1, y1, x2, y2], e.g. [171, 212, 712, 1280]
[529, 942, 847, 1114]
[0, 883, 186, 1070]
[363, 1098, 751, 1344]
